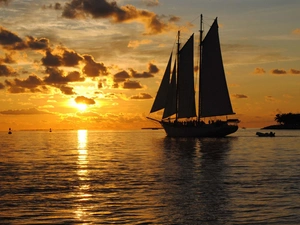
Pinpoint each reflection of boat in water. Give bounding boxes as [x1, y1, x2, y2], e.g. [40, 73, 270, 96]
[256, 132, 275, 137]
[147, 15, 239, 137]
[8, 128, 12, 134]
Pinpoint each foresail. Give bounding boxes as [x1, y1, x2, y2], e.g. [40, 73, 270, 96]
[150, 54, 172, 113]
[177, 34, 197, 119]
[163, 61, 177, 119]
[200, 18, 234, 117]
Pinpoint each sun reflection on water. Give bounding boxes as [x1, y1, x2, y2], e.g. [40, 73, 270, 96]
[75, 130, 92, 222]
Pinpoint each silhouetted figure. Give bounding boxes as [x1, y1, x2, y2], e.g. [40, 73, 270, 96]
[8, 128, 12, 134]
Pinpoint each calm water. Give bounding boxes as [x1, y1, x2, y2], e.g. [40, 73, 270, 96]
[0, 129, 299, 224]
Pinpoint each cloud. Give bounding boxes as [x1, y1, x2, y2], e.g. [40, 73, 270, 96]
[265, 95, 276, 102]
[0, 0, 12, 6]
[0, 108, 51, 115]
[83, 55, 108, 77]
[0, 27, 50, 50]
[0, 52, 16, 64]
[127, 39, 152, 48]
[60, 0, 178, 34]
[271, 69, 287, 75]
[130, 92, 152, 99]
[75, 96, 96, 105]
[113, 70, 130, 83]
[292, 28, 300, 35]
[5, 75, 46, 93]
[0, 64, 18, 77]
[59, 85, 76, 95]
[43, 67, 85, 84]
[143, 0, 160, 7]
[232, 94, 248, 99]
[148, 63, 159, 73]
[123, 80, 143, 89]
[289, 69, 300, 74]
[253, 67, 266, 75]
[42, 50, 62, 67]
[0, 82, 5, 89]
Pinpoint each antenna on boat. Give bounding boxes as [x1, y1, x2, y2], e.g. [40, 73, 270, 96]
[198, 14, 203, 122]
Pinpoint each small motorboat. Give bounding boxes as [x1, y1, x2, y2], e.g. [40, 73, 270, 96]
[256, 132, 275, 137]
[8, 128, 12, 134]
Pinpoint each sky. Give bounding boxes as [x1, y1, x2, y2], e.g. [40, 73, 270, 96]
[0, 0, 300, 131]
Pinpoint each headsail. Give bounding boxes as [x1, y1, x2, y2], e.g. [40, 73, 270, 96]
[200, 18, 234, 117]
[150, 54, 172, 113]
[177, 34, 197, 119]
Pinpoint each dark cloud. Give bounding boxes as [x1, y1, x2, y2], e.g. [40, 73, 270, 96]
[271, 69, 286, 75]
[143, 0, 160, 7]
[113, 70, 130, 82]
[44, 67, 85, 84]
[75, 95, 96, 105]
[41, 48, 84, 67]
[0, 0, 12, 6]
[42, 50, 62, 67]
[0, 108, 51, 115]
[83, 55, 108, 77]
[232, 94, 248, 99]
[5, 75, 45, 93]
[0, 26, 23, 46]
[253, 67, 266, 75]
[59, 85, 76, 95]
[44, 67, 67, 84]
[0, 64, 17, 77]
[0, 53, 16, 64]
[66, 71, 85, 82]
[26, 36, 50, 50]
[62, 49, 84, 66]
[42, 3, 62, 10]
[148, 63, 159, 73]
[130, 92, 152, 99]
[123, 80, 143, 89]
[130, 68, 154, 78]
[0, 27, 50, 50]
[0, 82, 5, 89]
[289, 69, 300, 74]
[61, 0, 178, 34]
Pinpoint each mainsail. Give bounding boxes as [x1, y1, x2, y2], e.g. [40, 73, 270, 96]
[200, 18, 234, 117]
[177, 34, 196, 119]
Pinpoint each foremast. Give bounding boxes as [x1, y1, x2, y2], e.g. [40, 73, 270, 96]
[198, 14, 203, 122]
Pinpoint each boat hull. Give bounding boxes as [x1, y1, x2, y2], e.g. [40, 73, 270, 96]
[161, 122, 238, 137]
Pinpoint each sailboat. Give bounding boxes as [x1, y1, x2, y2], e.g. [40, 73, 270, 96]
[147, 15, 239, 137]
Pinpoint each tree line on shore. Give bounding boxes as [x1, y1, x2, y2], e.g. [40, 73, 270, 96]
[274, 113, 300, 125]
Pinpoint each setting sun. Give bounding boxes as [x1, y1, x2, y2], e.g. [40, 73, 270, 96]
[76, 103, 87, 111]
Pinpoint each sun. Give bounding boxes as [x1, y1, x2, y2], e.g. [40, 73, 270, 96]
[76, 103, 87, 111]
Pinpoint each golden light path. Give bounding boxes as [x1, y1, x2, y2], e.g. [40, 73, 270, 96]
[75, 130, 92, 222]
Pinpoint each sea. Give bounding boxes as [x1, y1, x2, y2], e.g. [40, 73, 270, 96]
[0, 128, 299, 225]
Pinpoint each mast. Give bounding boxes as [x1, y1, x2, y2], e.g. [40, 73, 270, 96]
[198, 14, 203, 122]
[176, 30, 180, 121]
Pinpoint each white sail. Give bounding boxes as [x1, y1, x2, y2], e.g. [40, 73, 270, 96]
[163, 61, 177, 119]
[200, 19, 234, 117]
[177, 34, 197, 119]
[150, 54, 172, 113]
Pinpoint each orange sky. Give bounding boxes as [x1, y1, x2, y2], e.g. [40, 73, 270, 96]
[0, 0, 300, 131]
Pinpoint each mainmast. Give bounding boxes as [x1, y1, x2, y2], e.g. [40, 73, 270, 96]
[197, 14, 203, 122]
[175, 30, 180, 121]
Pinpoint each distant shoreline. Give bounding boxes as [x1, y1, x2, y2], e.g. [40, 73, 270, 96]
[262, 124, 300, 129]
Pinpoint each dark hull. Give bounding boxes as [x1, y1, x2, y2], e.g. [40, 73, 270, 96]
[161, 122, 238, 137]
